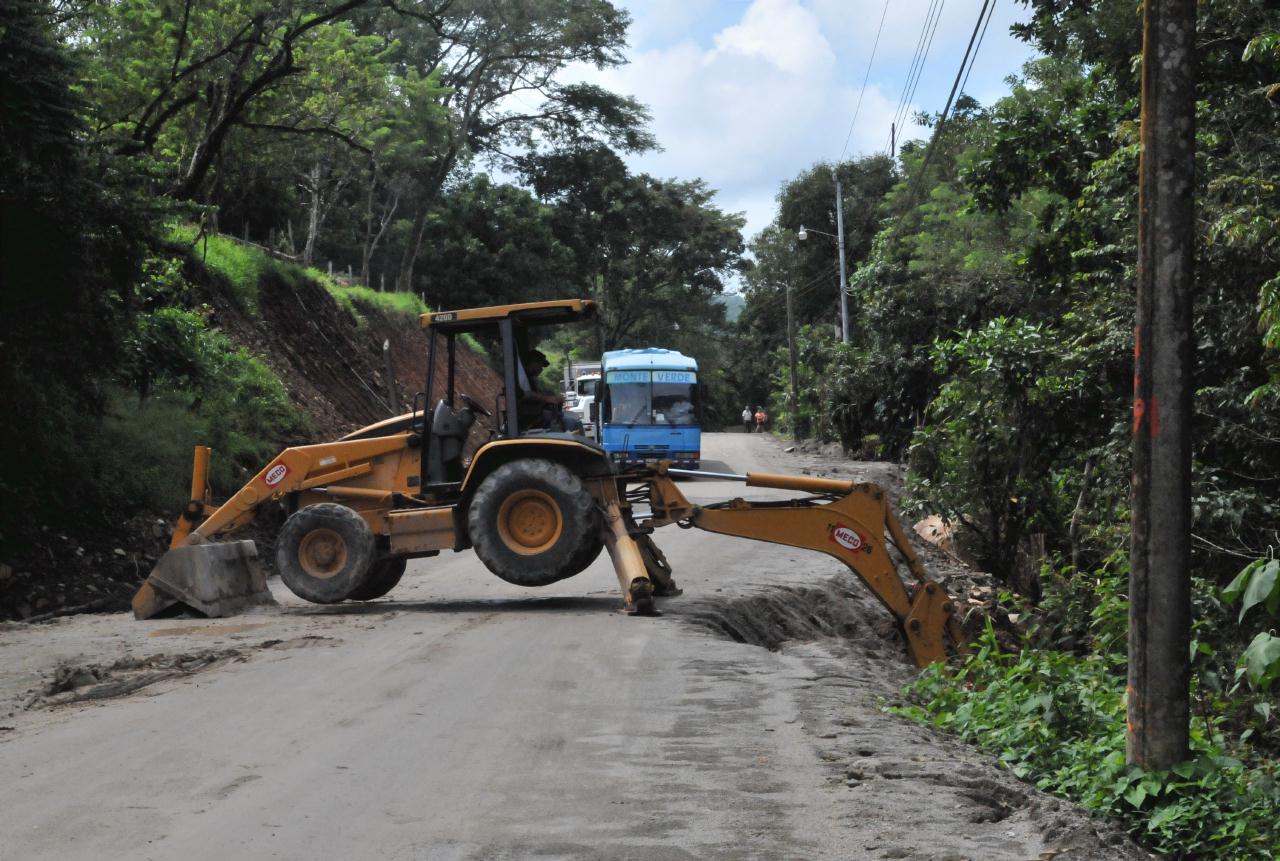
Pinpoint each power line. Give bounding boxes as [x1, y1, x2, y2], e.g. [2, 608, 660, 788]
[958, 0, 998, 100]
[837, 0, 890, 163]
[891, 0, 997, 233]
[893, 0, 940, 115]
[886, 0, 937, 135]
[743, 262, 840, 322]
[886, 0, 946, 153]
[898, 0, 946, 132]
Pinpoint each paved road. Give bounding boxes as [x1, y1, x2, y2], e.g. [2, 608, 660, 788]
[0, 434, 1138, 860]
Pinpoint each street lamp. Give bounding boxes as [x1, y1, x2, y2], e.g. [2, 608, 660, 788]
[796, 169, 850, 343]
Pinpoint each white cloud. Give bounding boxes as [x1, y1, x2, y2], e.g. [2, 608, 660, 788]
[711, 0, 834, 76]
[558, 0, 1031, 244]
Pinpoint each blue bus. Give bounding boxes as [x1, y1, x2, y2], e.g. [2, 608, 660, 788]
[594, 348, 702, 469]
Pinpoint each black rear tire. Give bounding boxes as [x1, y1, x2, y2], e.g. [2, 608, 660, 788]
[276, 503, 376, 603]
[556, 514, 604, 581]
[467, 459, 597, 587]
[348, 557, 408, 601]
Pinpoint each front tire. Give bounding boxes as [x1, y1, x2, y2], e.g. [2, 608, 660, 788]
[467, 459, 597, 587]
[276, 503, 376, 603]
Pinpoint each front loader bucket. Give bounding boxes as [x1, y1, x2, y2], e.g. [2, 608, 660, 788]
[132, 540, 275, 620]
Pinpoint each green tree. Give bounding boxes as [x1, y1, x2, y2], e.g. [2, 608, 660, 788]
[415, 175, 576, 309]
[521, 144, 746, 351]
[0, 0, 147, 543]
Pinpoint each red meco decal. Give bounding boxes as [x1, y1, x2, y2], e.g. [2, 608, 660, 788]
[264, 463, 289, 487]
[830, 524, 864, 552]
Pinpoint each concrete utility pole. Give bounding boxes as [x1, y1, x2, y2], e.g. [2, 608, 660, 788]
[1128, 0, 1196, 770]
[832, 169, 850, 343]
[786, 283, 800, 439]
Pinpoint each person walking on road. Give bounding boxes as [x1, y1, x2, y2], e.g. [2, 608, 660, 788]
[741, 405, 754, 433]
[754, 406, 767, 433]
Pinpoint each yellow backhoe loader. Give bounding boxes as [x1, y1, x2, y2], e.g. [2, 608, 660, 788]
[132, 299, 967, 667]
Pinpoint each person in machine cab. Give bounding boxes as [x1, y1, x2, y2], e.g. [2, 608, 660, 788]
[518, 349, 582, 433]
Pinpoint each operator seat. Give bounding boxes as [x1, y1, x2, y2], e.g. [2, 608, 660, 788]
[425, 400, 474, 483]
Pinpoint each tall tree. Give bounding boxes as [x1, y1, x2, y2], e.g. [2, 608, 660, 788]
[521, 144, 746, 350]
[384, 0, 654, 289]
[0, 0, 146, 541]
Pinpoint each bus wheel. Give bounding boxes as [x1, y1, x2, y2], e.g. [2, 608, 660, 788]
[468, 459, 596, 587]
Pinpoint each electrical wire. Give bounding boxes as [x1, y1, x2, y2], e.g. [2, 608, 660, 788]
[886, 0, 946, 153]
[890, 0, 997, 234]
[837, 0, 891, 163]
[897, 0, 946, 133]
[958, 0, 998, 101]
[741, 262, 840, 324]
[889, 0, 941, 127]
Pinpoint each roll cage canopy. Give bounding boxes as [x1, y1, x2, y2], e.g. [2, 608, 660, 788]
[419, 298, 597, 447]
[420, 299, 596, 335]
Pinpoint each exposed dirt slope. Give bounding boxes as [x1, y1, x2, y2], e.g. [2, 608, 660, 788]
[189, 259, 501, 441]
[0, 258, 501, 620]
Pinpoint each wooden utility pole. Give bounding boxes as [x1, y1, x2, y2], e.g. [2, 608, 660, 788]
[786, 283, 800, 439]
[1128, 0, 1196, 770]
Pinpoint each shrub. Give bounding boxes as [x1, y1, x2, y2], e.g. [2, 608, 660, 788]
[897, 625, 1280, 859]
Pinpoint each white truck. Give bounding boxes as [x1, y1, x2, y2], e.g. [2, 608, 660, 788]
[563, 359, 601, 432]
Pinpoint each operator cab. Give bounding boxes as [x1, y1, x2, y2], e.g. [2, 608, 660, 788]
[414, 299, 606, 494]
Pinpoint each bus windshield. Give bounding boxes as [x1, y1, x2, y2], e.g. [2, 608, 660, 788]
[606, 370, 698, 426]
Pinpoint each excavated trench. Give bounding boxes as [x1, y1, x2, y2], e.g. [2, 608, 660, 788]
[678, 573, 907, 658]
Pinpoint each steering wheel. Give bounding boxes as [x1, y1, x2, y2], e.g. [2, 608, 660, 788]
[458, 392, 492, 417]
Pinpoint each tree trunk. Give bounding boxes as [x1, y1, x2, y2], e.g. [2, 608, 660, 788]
[303, 162, 322, 267]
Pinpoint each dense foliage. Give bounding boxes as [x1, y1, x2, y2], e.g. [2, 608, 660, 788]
[898, 618, 1279, 859]
[743, 0, 1280, 589]
[733, 4, 1280, 856]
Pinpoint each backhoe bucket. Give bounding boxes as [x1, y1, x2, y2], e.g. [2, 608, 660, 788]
[132, 540, 275, 620]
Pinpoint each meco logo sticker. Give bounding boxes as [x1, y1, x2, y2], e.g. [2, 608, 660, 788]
[830, 524, 864, 552]
[264, 463, 289, 487]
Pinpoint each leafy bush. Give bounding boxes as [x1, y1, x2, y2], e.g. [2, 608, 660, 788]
[1223, 559, 1280, 693]
[906, 317, 1094, 582]
[106, 279, 309, 510]
[897, 625, 1280, 859]
[168, 225, 271, 312]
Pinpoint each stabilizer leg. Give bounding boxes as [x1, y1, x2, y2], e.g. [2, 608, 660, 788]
[593, 481, 656, 615]
[636, 534, 681, 597]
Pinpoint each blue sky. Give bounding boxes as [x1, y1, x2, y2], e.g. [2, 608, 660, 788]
[563, 0, 1041, 244]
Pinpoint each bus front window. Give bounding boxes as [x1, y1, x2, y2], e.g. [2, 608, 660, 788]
[651, 371, 697, 425]
[607, 370, 651, 424]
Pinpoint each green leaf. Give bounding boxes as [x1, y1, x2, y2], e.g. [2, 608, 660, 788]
[1221, 562, 1257, 605]
[1238, 560, 1279, 622]
[1123, 784, 1147, 808]
[1242, 632, 1280, 691]
[1147, 802, 1184, 831]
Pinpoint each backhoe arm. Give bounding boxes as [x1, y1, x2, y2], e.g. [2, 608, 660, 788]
[637, 469, 967, 667]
